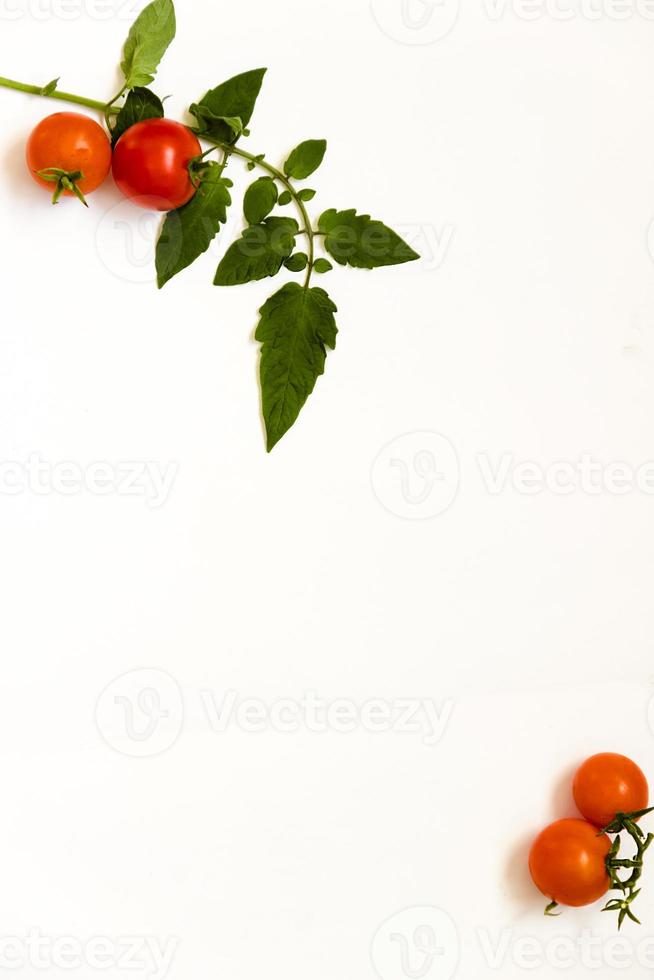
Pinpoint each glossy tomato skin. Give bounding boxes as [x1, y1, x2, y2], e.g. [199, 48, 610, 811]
[529, 818, 611, 908]
[112, 119, 201, 211]
[26, 112, 111, 195]
[573, 753, 649, 829]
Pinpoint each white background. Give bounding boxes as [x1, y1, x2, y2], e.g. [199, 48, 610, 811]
[0, 0, 654, 977]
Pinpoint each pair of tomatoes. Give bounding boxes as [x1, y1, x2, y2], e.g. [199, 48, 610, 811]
[529, 753, 649, 909]
[26, 111, 201, 210]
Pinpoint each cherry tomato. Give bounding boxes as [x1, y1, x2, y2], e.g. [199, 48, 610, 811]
[26, 112, 111, 202]
[573, 753, 649, 829]
[529, 818, 611, 907]
[112, 118, 201, 211]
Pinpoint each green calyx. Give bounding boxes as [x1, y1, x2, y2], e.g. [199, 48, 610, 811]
[602, 807, 654, 929]
[36, 167, 88, 207]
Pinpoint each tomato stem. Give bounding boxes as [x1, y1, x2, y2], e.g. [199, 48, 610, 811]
[196, 135, 316, 291]
[602, 810, 654, 929]
[0, 76, 107, 112]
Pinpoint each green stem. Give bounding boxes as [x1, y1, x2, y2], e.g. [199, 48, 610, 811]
[603, 812, 653, 928]
[104, 86, 127, 129]
[0, 76, 106, 112]
[202, 137, 315, 289]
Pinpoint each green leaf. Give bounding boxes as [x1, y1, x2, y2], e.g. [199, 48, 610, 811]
[313, 258, 333, 274]
[278, 190, 292, 206]
[156, 162, 232, 288]
[256, 282, 338, 451]
[297, 188, 316, 202]
[284, 252, 308, 272]
[112, 86, 164, 145]
[243, 176, 278, 225]
[284, 140, 327, 180]
[190, 68, 266, 144]
[318, 208, 419, 269]
[120, 0, 176, 89]
[40, 77, 59, 96]
[187, 105, 244, 141]
[214, 217, 298, 286]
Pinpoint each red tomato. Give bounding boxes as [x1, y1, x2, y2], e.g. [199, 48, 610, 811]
[529, 818, 611, 907]
[26, 112, 111, 200]
[112, 118, 201, 211]
[573, 753, 649, 829]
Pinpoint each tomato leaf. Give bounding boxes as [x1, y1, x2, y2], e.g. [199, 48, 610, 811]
[156, 162, 232, 288]
[214, 217, 298, 286]
[121, 0, 176, 89]
[318, 208, 419, 268]
[284, 140, 326, 180]
[112, 86, 164, 145]
[243, 176, 278, 225]
[284, 252, 308, 272]
[190, 68, 266, 144]
[313, 258, 333, 274]
[39, 77, 59, 96]
[256, 282, 338, 451]
[187, 105, 245, 141]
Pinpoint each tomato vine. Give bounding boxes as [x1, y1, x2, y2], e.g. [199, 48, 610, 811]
[0, 0, 419, 451]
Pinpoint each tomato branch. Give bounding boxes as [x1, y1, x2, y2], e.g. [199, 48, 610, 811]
[0, 75, 317, 290]
[200, 136, 316, 290]
[603, 810, 654, 929]
[0, 75, 109, 112]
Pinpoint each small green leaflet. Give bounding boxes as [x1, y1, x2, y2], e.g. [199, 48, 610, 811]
[313, 258, 332, 274]
[112, 87, 164, 145]
[190, 68, 266, 144]
[120, 0, 176, 89]
[318, 208, 419, 269]
[187, 105, 245, 141]
[156, 163, 232, 288]
[40, 77, 59, 96]
[214, 217, 298, 286]
[284, 252, 308, 272]
[278, 191, 292, 206]
[284, 140, 326, 180]
[243, 176, 278, 225]
[256, 283, 338, 451]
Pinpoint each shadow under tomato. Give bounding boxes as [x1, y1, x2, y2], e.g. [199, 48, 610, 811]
[4, 132, 35, 199]
[551, 760, 580, 819]
[503, 830, 542, 910]
[503, 761, 582, 912]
